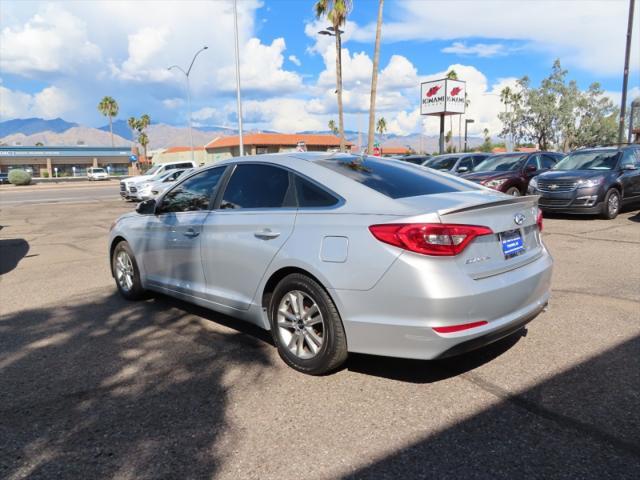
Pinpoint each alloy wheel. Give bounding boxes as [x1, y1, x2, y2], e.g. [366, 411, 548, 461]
[277, 290, 325, 359]
[115, 250, 135, 292]
[608, 193, 619, 216]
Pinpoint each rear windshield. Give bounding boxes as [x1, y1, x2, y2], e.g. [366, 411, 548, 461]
[91, 168, 105, 173]
[315, 156, 480, 199]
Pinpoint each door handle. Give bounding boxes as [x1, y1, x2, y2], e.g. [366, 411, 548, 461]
[254, 229, 280, 240]
[183, 228, 200, 238]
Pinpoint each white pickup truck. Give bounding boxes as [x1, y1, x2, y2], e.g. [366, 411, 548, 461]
[119, 160, 197, 200]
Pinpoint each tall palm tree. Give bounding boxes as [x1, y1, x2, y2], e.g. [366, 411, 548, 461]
[138, 132, 149, 163]
[137, 115, 151, 162]
[315, 0, 352, 152]
[367, 0, 384, 154]
[98, 96, 119, 147]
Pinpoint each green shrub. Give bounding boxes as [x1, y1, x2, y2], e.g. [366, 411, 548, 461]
[8, 169, 32, 186]
[41, 171, 50, 178]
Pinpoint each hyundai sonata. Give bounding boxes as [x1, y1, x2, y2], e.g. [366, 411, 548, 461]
[109, 153, 552, 374]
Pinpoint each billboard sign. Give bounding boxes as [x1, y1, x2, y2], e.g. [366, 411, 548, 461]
[421, 79, 466, 115]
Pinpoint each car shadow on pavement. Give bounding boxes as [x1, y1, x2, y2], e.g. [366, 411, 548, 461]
[344, 334, 640, 479]
[346, 329, 523, 383]
[0, 291, 272, 479]
[0, 238, 29, 275]
[628, 210, 640, 223]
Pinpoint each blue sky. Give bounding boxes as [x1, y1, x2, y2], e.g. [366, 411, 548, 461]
[1, 0, 639, 137]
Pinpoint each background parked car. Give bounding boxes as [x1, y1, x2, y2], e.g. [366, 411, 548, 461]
[120, 160, 196, 200]
[426, 153, 490, 175]
[529, 145, 640, 219]
[463, 151, 563, 196]
[87, 167, 109, 181]
[134, 168, 192, 201]
[0, 172, 9, 184]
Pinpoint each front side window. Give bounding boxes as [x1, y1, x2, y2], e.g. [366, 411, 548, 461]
[620, 150, 637, 168]
[295, 175, 338, 207]
[315, 156, 480, 199]
[158, 167, 226, 213]
[525, 155, 540, 171]
[220, 164, 293, 209]
[541, 155, 558, 169]
[457, 157, 474, 171]
[429, 156, 459, 171]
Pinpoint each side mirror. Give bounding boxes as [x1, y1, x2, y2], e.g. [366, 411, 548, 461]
[457, 166, 469, 173]
[525, 164, 537, 173]
[622, 163, 637, 171]
[136, 198, 157, 215]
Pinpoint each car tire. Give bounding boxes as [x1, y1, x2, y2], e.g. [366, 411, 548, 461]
[111, 240, 147, 300]
[601, 189, 620, 220]
[505, 186, 521, 196]
[269, 273, 348, 375]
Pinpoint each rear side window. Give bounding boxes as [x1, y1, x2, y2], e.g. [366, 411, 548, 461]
[176, 163, 193, 169]
[316, 156, 480, 199]
[295, 175, 338, 207]
[220, 164, 294, 209]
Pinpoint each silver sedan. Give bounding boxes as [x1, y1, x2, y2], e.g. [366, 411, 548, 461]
[109, 153, 552, 374]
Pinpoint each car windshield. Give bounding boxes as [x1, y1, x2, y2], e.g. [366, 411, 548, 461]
[315, 155, 481, 199]
[428, 156, 459, 171]
[92, 168, 105, 173]
[145, 165, 162, 175]
[553, 150, 619, 171]
[474, 154, 527, 172]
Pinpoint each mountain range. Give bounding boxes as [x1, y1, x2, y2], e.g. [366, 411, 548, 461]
[0, 117, 482, 153]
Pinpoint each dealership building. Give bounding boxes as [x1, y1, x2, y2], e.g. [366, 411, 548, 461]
[0, 146, 134, 177]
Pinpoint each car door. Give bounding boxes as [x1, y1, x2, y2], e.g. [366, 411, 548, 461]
[618, 149, 640, 200]
[200, 163, 296, 310]
[142, 167, 227, 297]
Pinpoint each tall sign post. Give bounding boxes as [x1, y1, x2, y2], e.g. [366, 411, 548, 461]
[421, 79, 466, 154]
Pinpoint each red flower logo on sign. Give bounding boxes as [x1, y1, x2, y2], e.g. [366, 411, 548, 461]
[450, 86, 462, 97]
[426, 85, 442, 98]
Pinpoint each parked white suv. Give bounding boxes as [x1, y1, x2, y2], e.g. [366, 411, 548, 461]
[120, 160, 197, 200]
[87, 167, 109, 181]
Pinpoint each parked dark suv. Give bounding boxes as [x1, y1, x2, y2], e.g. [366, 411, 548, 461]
[528, 145, 640, 219]
[462, 151, 563, 196]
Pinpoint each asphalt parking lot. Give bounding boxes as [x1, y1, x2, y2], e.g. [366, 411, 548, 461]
[1, 189, 639, 479]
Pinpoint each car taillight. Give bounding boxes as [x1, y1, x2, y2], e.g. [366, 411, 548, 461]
[536, 209, 543, 232]
[369, 223, 493, 256]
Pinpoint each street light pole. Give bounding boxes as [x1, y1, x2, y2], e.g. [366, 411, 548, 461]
[233, 0, 244, 156]
[618, 0, 635, 145]
[168, 45, 208, 163]
[464, 119, 475, 152]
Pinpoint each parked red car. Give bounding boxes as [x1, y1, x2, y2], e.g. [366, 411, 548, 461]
[461, 151, 564, 196]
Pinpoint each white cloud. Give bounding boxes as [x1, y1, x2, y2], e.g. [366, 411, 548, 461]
[241, 98, 325, 132]
[0, 4, 100, 76]
[214, 38, 303, 93]
[442, 42, 508, 58]
[288, 55, 301, 66]
[0, 85, 75, 120]
[162, 98, 184, 109]
[351, 0, 640, 76]
[110, 27, 173, 82]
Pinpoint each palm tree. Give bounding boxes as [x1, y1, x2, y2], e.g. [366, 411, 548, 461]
[97, 96, 119, 147]
[315, 0, 352, 152]
[376, 117, 387, 148]
[367, 0, 384, 154]
[138, 132, 149, 162]
[137, 115, 151, 162]
[127, 116, 138, 143]
[328, 119, 339, 135]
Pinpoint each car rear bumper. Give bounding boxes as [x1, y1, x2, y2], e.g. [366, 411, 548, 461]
[332, 247, 553, 360]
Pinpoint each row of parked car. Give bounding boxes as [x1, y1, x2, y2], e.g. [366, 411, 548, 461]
[399, 144, 640, 220]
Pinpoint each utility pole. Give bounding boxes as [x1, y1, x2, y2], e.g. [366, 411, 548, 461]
[618, 0, 635, 145]
[233, 0, 244, 156]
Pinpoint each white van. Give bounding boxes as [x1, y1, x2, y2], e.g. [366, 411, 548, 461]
[120, 160, 197, 199]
